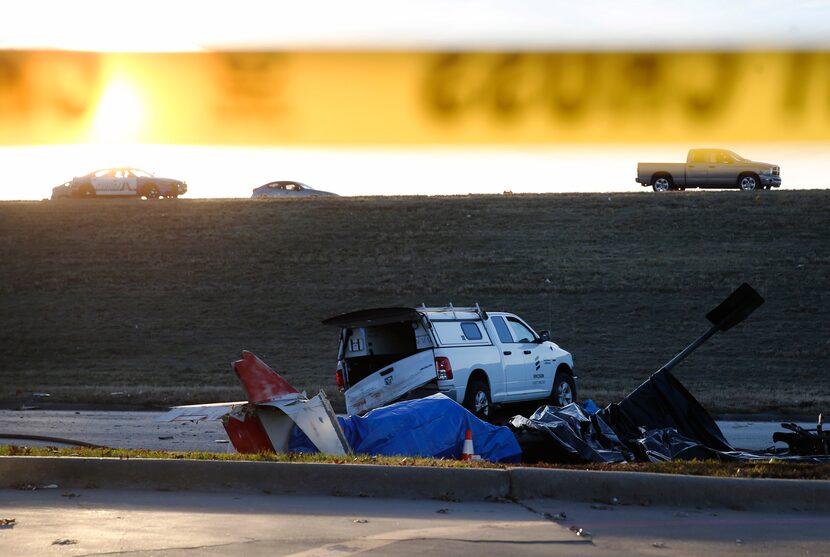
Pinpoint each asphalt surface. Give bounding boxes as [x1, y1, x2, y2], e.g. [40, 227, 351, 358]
[0, 409, 231, 451]
[0, 409, 813, 452]
[3, 488, 829, 556]
[2, 410, 828, 556]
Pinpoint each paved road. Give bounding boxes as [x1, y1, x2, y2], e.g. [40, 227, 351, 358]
[0, 409, 228, 451]
[3, 488, 829, 556]
[2, 410, 826, 555]
[0, 409, 815, 452]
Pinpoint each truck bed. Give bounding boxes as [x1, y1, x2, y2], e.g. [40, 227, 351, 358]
[636, 163, 687, 186]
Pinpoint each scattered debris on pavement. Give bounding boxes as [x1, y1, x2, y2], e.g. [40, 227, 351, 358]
[510, 283, 830, 465]
[773, 415, 830, 455]
[162, 351, 520, 462]
[153, 284, 829, 466]
[569, 526, 592, 538]
[52, 539, 78, 545]
[0, 518, 16, 528]
[16, 483, 58, 491]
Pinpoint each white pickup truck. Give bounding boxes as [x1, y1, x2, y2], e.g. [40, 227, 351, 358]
[323, 305, 575, 417]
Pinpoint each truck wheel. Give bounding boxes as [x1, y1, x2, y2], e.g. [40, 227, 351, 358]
[550, 374, 576, 407]
[463, 378, 491, 418]
[652, 177, 672, 192]
[738, 175, 759, 191]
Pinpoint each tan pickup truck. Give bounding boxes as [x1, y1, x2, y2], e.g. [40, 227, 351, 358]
[636, 149, 781, 192]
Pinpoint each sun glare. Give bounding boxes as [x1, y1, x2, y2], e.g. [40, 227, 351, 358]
[90, 77, 145, 143]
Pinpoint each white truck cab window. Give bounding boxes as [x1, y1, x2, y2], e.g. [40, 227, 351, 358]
[507, 317, 536, 343]
[490, 316, 514, 343]
[432, 321, 485, 345]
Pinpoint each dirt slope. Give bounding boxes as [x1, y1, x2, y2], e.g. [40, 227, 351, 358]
[1, 191, 827, 415]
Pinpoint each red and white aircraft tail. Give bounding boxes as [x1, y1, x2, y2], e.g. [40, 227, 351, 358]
[160, 351, 350, 455]
[233, 351, 300, 404]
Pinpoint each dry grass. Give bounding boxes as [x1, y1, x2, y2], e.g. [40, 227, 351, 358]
[1, 192, 828, 415]
[3, 445, 830, 480]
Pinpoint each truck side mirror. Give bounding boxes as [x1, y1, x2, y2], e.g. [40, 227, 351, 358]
[538, 330, 551, 342]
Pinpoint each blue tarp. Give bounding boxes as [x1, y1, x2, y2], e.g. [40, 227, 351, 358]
[581, 399, 601, 414]
[288, 393, 522, 463]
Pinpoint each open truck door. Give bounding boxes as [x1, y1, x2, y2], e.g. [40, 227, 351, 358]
[324, 307, 439, 415]
[344, 349, 437, 415]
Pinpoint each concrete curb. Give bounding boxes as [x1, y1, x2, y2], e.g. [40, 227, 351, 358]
[508, 468, 830, 512]
[0, 457, 509, 501]
[1, 456, 828, 511]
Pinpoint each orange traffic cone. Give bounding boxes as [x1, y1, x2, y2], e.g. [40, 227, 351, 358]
[461, 428, 475, 461]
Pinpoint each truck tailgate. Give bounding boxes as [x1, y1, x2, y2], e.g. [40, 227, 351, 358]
[345, 350, 436, 415]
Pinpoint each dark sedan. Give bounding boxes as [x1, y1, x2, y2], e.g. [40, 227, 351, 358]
[251, 181, 338, 198]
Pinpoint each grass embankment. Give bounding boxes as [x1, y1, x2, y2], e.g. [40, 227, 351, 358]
[1, 192, 828, 415]
[3, 445, 829, 480]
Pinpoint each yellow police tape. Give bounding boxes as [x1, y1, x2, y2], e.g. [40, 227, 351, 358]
[0, 50, 828, 145]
